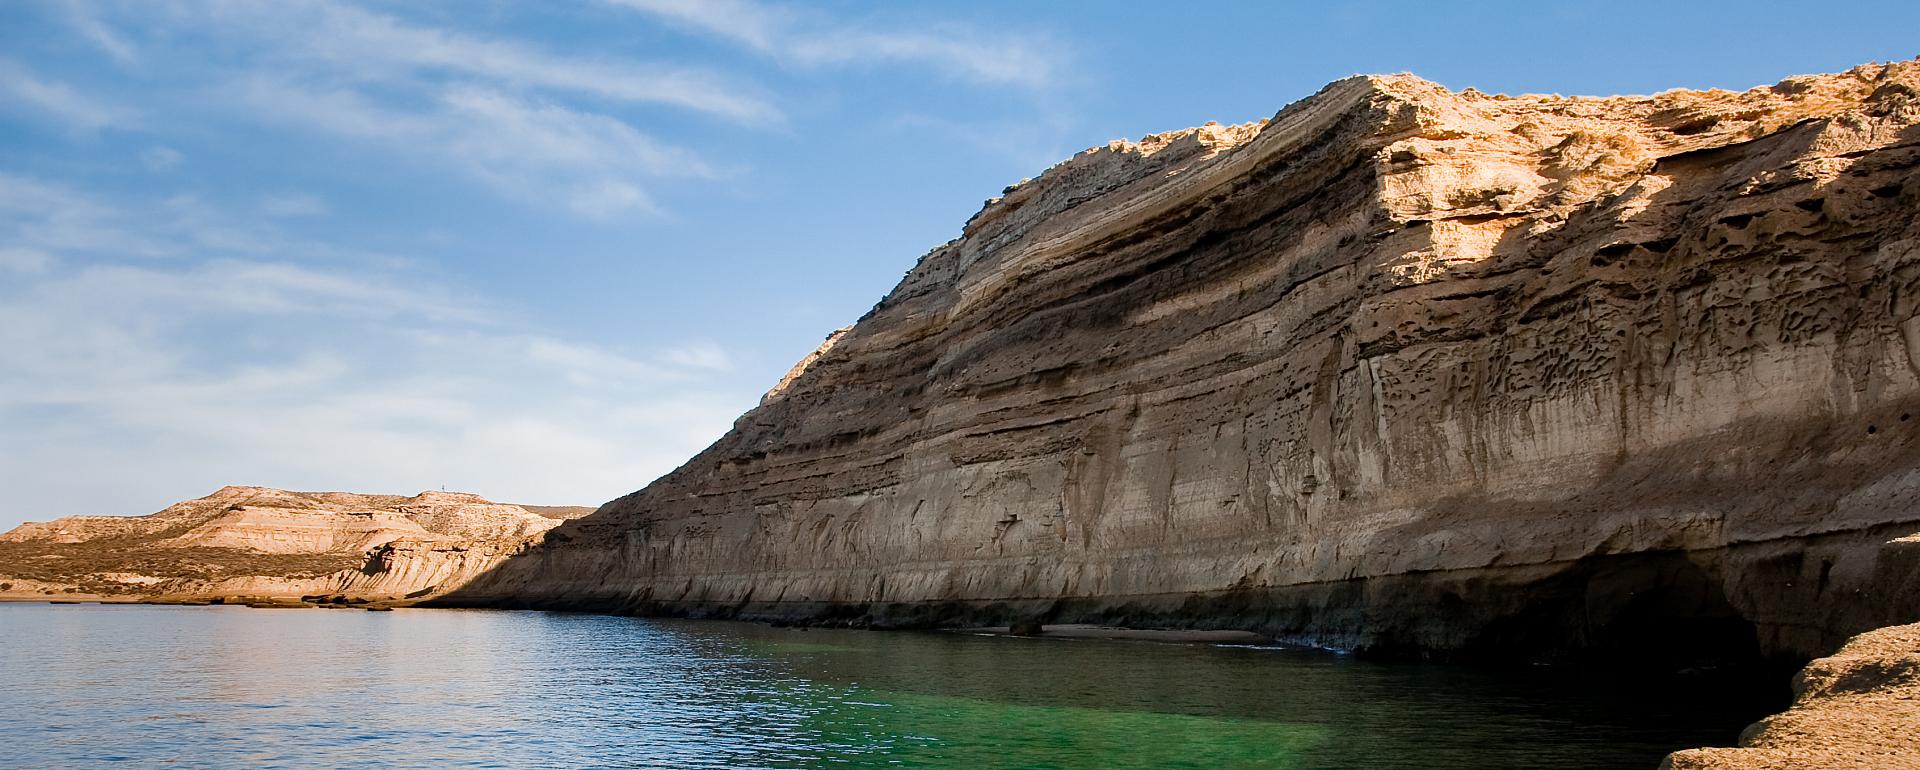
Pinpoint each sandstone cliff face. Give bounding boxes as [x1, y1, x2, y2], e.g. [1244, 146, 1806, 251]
[0, 487, 588, 602]
[452, 62, 1920, 661]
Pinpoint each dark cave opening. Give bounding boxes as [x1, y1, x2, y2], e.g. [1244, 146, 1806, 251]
[1461, 550, 1771, 673]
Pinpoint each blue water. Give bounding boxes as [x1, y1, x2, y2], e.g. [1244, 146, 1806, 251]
[0, 604, 1773, 769]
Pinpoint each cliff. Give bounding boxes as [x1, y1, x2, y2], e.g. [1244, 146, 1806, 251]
[0, 486, 590, 603]
[457, 61, 1917, 662]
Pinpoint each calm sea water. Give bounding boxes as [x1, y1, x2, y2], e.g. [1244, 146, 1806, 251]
[0, 603, 1775, 769]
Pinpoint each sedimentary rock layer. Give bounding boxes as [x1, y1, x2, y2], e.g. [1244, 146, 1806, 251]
[0, 487, 588, 602]
[449, 62, 1920, 661]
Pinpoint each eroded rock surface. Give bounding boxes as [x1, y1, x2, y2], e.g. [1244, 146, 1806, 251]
[457, 62, 1919, 661]
[0, 486, 589, 603]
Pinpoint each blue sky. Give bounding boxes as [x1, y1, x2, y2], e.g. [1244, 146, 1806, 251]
[2, 0, 1916, 527]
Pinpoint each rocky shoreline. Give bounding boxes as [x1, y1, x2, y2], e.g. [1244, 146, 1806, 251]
[1664, 622, 1920, 769]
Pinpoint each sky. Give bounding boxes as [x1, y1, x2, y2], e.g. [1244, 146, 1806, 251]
[1, 0, 1916, 527]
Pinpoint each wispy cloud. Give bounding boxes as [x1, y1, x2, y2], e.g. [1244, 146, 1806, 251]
[440, 87, 713, 178]
[140, 146, 184, 172]
[234, 77, 716, 219]
[15, 1, 1069, 220]
[0, 0, 1086, 526]
[0, 247, 55, 274]
[96, 0, 750, 220]
[889, 113, 1080, 176]
[198, 0, 778, 124]
[0, 179, 752, 521]
[0, 259, 747, 517]
[0, 60, 131, 132]
[1, 259, 483, 336]
[60, 0, 139, 66]
[608, 0, 1068, 90]
[565, 180, 652, 221]
[0, 173, 372, 265]
[0, 172, 168, 259]
[661, 341, 733, 370]
[261, 193, 328, 218]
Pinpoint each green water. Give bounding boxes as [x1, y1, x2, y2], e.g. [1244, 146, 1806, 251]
[0, 604, 1778, 768]
[782, 688, 1325, 768]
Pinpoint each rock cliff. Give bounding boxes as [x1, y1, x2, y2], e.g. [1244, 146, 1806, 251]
[476, 61, 1920, 661]
[0, 487, 590, 603]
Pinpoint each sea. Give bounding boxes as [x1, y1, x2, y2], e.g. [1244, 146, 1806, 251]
[0, 603, 1779, 769]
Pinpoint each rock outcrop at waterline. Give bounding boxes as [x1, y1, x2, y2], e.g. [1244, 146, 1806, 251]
[446, 61, 1920, 662]
[1663, 621, 1920, 770]
[0, 487, 590, 603]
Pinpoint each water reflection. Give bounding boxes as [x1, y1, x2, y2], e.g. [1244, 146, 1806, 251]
[0, 604, 1774, 769]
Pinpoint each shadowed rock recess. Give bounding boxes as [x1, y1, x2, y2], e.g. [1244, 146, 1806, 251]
[441, 62, 1920, 664]
[1662, 621, 1920, 769]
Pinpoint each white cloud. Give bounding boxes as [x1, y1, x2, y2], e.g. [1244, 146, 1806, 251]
[521, 336, 668, 386]
[661, 342, 732, 370]
[0, 247, 54, 273]
[566, 180, 653, 220]
[0, 175, 755, 525]
[609, 0, 1068, 90]
[198, 0, 778, 124]
[18, 0, 1066, 222]
[140, 146, 184, 172]
[0, 172, 169, 259]
[0, 173, 410, 275]
[0, 258, 482, 333]
[229, 76, 428, 140]
[261, 193, 328, 218]
[61, 0, 139, 66]
[0, 59, 132, 132]
[235, 78, 713, 219]
[25, 1, 763, 220]
[0, 0, 1082, 527]
[889, 113, 1079, 176]
[0, 188, 756, 524]
[439, 87, 712, 179]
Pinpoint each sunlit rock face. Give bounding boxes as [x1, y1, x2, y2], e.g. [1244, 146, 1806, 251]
[455, 62, 1920, 661]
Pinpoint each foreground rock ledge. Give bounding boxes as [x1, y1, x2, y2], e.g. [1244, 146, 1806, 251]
[1664, 622, 1920, 770]
[442, 60, 1920, 663]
